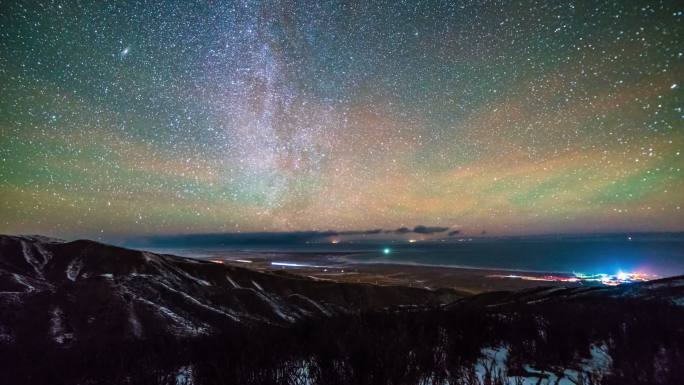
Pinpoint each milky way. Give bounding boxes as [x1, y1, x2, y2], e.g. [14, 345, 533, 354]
[0, 1, 682, 238]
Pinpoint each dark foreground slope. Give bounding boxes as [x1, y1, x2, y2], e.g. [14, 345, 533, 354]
[0, 234, 457, 336]
[1, 235, 683, 385]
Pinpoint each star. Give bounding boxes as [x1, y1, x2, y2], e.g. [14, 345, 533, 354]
[0, 0, 681, 238]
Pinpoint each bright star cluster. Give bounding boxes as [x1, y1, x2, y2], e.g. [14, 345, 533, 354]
[0, 1, 682, 238]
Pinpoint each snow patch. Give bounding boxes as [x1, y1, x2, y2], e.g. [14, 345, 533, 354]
[292, 359, 313, 384]
[175, 365, 194, 385]
[131, 273, 153, 278]
[580, 343, 612, 380]
[176, 269, 211, 287]
[134, 295, 209, 336]
[226, 274, 240, 288]
[34, 242, 53, 266]
[474, 343, 613, 385]
[153, 256, 211, 287]
[142, 252, 155, 263]
[475, 345, 508, 383]
[66, 258, 84, 281]
[20, 241, 44, 277]
[252, 289, 296, 323]
[151, 280, 240, 322]
[288, 293, 331, 316]
[50, 307, 74, 344]
[251, 280, 264, 292]
[12, 274, 35, 293]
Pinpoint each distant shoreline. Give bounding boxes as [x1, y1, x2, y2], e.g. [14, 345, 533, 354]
[194, 252, 585, 295]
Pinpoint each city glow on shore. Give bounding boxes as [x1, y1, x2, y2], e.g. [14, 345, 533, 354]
[489, 271, 656, 286]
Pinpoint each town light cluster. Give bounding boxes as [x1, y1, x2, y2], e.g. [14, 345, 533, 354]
[489, 271, 656, 286]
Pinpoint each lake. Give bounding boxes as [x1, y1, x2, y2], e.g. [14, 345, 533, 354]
[139, 234, 684, 278]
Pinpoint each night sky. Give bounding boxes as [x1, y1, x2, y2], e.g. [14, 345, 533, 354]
[1, 1, 682, 239]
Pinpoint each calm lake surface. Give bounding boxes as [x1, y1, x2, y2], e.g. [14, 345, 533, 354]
[139, 234, 684, 277]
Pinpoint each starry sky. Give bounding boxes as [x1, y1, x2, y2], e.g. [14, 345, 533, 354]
[0, 0, 682, 239]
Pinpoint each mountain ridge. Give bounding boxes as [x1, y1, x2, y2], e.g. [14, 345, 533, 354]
[2, 234, 684, 385]
[0, 234, 459, 343]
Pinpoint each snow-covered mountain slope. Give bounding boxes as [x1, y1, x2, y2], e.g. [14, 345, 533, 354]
[0, 234, 458, 343]
[2, 235, 684, 385]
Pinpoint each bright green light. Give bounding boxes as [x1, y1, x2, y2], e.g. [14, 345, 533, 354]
[383, 247, 390, 255]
